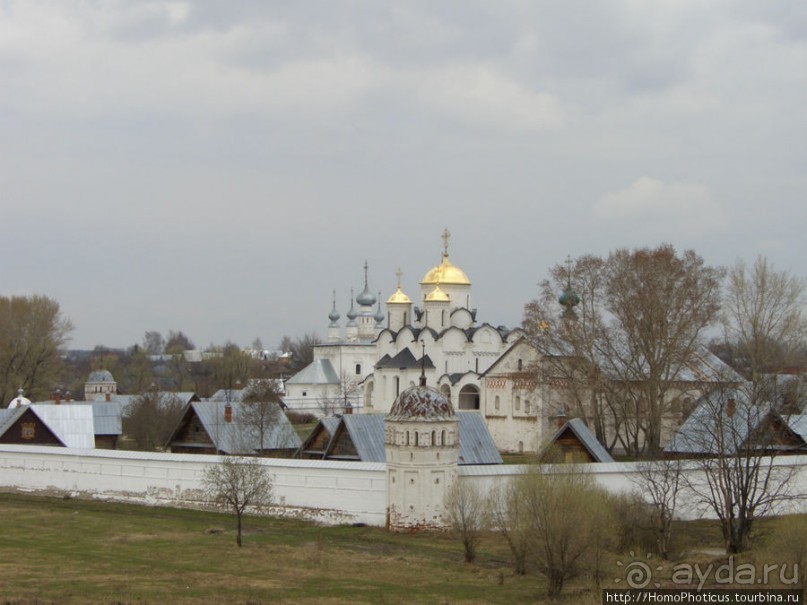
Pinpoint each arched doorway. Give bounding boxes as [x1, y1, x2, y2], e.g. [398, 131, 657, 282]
[458, 384, 480, 410]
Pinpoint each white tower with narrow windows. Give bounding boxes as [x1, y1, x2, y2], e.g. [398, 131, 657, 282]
[384, 373, 459, 531]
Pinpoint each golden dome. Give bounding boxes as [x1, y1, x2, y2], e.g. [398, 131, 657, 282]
[420, 228, 470, 286]
[387, 287, 412, 304]
[420, 257, 471, 286]
[387, 268, 412, 304]
[425, 284, 450, 302]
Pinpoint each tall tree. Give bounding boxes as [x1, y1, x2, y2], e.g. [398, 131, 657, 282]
[720, 256, 806, 395]
[0, 295, 73, 405]
[142, 331, 165, 355]
[239, 380, 284, 453]
[524, 245, 724, 457]
[279, 333, 320, 373]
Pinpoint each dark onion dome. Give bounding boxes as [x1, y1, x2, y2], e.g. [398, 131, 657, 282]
[388, 383, 455, 421]
[559, 286, 581, 309]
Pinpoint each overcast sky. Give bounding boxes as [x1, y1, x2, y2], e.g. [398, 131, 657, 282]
[2, 1, 806, 351]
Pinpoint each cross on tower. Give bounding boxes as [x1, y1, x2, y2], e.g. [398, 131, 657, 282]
[441, 227, 451, 258]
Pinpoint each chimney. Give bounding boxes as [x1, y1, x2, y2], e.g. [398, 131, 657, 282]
[726, 397, 736, 418]
[105, 392, 111, 402]
[65, 390, 72, 402]
[224, 403, 232, 423]
[54, 389, 62, 405]
[344, 402, 353, 415]
[556, 407, 567, 429]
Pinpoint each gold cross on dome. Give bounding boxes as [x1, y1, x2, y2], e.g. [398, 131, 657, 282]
[441, 227, 451, 257]
[396, 268, 403, 289]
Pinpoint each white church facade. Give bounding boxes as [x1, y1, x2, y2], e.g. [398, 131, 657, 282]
[284, 229, 548, 452]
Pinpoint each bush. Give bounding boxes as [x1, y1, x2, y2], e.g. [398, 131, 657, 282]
[285, 410, 317, 425]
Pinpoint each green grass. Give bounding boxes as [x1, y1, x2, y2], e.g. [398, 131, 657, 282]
[0, 493, 552, 604]
[1, 493, 799, 604]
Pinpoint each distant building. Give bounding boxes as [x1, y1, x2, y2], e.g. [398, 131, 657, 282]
[85, 370, 117, 401]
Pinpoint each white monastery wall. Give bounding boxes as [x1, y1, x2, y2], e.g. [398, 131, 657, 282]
[1, 445, 805, 526]
[0, 445, 387, 526]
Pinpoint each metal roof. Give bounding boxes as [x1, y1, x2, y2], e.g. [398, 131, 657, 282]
[285, 359, 341, 385]
[547, 418, 614, 463]
[785, 413, 807, 441]
[306, 412, 502, 465]
[88, 402, 123, 435]
[175, 401, 302, 454]
[665, 388, 780, 455]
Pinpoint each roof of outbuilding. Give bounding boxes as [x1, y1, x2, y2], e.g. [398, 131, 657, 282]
[285, 359, 341, 385]
[0, 405, 96, 448]
[170, 401, 302, 454]
[546, 418, 614, 463]
[664, 388, 797, 455]
[301, 412, 502, 465]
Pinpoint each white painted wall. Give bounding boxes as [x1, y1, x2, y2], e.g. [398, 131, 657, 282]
[0, 445, 386, 526]
[1, 445, 805, 526]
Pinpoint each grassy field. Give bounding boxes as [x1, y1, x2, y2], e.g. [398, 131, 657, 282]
[0, 492, 560, 605]
[0, 492, 801, 604]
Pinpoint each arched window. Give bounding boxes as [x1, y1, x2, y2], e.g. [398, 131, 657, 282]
[405, 431, 410, 446]
[525, 400, 531, 414]
[494, 395, 500, 411]
[355, 363, 361, 375]
[414, 432, 419, 446]
[515, 396, 521, 411]
[441, 429, 447, 445]
[431, 430, 436, 446]
[518, 441, 524, 454]
[518, 359, 523, 371]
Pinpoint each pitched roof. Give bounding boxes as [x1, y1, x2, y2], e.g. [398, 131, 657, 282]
[664, 388, 803, 455]
[0, 405, 96, 449]
[170, 401, 302, 454]
[374, 348, 435, 370]
[546, 418, 614, 463]
[299, 412, 502, 465]
[285, 359, 341, 385]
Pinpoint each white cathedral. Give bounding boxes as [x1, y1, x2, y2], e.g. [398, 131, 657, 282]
[284, 229, 551, 453]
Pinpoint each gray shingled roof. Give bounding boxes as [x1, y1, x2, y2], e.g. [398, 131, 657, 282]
[375, 349, 435, 370]
[285, 359, 341, 385]
[547, 418, 614, 463]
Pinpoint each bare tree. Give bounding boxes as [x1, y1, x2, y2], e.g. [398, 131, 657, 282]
[444, 480, 488, 563]
[202, 457, 273, 547]
[677, 386, 803, 554]
[524, 245, 724, 457]
[317, 371, 360, 416]
[279, 333, 320, 373]
[123, 389, 185, 451]
[500, 467, 615, 598]
[720, 256, 806, 394]
[0, 294, 73, 405]
[239, 380, 283, 453]
[488, 479, 532, 575]
[630, 458, 683, 559]
[142, 330, 165, 355]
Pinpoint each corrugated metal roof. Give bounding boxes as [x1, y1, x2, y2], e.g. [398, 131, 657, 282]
[184, 401, 301, 454]
[285, 359, 340, 385]
[548, 418, 614, 463]
[89, 402, 122, 435]
[341, 414, 387, 462]
[457, 412, 504, 465]
[665, 388, 775, 455]
[785, 413, 807, 441]
[30, 405, 96, 449]
[311, 412, 502, 465]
